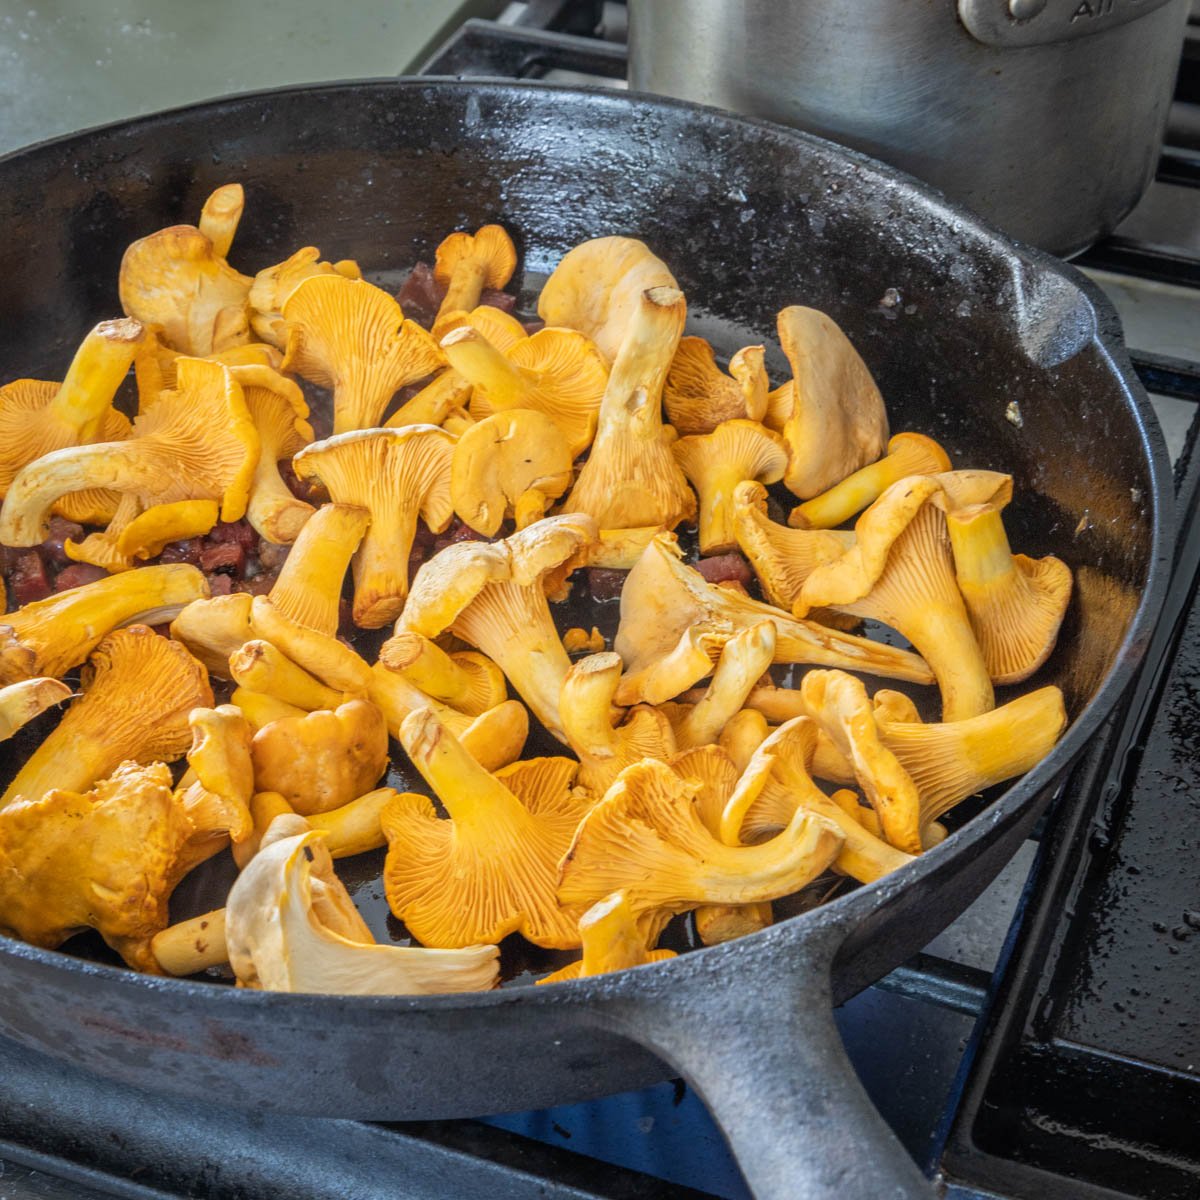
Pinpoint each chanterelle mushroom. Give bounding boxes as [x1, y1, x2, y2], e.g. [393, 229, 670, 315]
[1, 625, 212, 808]
[539, 891, 676, 985]
[293, 426, 455, 628]
[663, 338, 769, 436]
[250, 698, 389, 816]
[0, 358, 259, 572]
[441, 324, 608, 458]
[377, 631, 506, 717]
[432, 224, 518, 335]
[935, 474, 1072, 683]
[0, 318, 145, 526]
[281, 273, 444, 434]
[563, 286, 696, 529]
[1, 562, 207, 684]
[537, 236, 678, 361]
[233, 362, 315, 544]
[382, 708, 591, 949]
[226, 818, 499, 994]
[797, 473, 997, 722]
[766, 306, 889, 499]
[119, 184, 254, 356]
[394, 514, 597, 741]
[0, 760, 193, 971]
[790, 431, 952, 530]
[450, 409, 574, 536]
[613, 533, 932, 706]
[247, 246, 363, 348]
[672, 420, 788, 555]
[557, 758, 843, 942]
[0, 678, 72, 741]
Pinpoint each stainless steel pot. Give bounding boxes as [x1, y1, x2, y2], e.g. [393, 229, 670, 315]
[628, 0, 1191, 256]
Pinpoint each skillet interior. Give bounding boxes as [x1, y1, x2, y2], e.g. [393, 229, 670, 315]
[0, 80, 1170, 1119]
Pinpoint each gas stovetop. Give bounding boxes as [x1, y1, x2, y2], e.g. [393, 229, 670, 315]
[2, 4, 1199, 1198]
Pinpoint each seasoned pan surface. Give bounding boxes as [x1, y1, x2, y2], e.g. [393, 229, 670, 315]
[0, 81, 1172, 1198]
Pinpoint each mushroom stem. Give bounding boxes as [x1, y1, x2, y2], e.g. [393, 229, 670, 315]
[947, 506, 1012, 584]
[380, 631, 490, 713]
[48, 318, 146, 441]
[789, 433, 951, 530]
[198, 184, 244, 259]
[228, 640, 345, 712]
[693, 902, 772, 946]
[152, 908, 228, 976]
[267, 503, 370, 636]
[246, 455, 313, 546]
[309, 786, 395, 858]
[580, 891, 659, 973]
[560, 652, 625, 759]
[437, 260, 489, 325]
[718, 708, 771, 774]
[230, 688, 307, 732]
[441, 327, 526, 408]
[386, 371, 472, 428]
[0, 678, 72, 741]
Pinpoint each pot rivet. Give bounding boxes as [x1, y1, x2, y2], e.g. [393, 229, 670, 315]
[1008, 0, 1048, 19]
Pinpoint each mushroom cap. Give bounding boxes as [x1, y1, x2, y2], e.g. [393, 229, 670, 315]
[664, 337, 770, 435]
[434, 304, 527, 354]
[0, 760, 192, 970]
[248, 247, 363, 348]
[178, 704, 255, 845]
[233, 362, 313, 458]
[225, 824, 499, 994]
[168, 591, 254, 680]
[250, 698, 389, 816]
[382, 708, 590, 948]
[538, 890, 677, 984]
[433, 225, 518, 290]
[293, 426, 456, 628]
[537, 236, 678, 361]
[119, 223, 253, 356]
[281, 273, 445, 433]
[115, 499, 221, 561]
[450, 409, 574, 536]
[770, 306, 889, 499]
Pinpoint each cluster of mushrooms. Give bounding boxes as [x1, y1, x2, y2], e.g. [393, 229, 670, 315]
[0, 185, 1072, 995]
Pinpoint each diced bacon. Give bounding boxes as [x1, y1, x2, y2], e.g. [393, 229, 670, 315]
[586, 568, 626, 602]
[521, 318, 546, 337]
[696, 553, 754, 588]
[208, 521, 258, 552]
[199, 542, 246, 576]
[396, 262, 445, 329]
[10, 551, 51, 606]
[242, 572, 279, 597]
[53, 563, 108, 592]
[40, 517, 85, 566]
[207, 572, 233, 596]
[479, 288, 516, 314]
[257, 540, 290, 572]
[157, 537, 203, 565]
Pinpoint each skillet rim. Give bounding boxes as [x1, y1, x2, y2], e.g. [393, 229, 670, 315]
[0, 76, 1175, 1009]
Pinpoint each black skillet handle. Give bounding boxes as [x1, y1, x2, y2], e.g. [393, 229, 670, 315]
[599, 924, 933, 1200]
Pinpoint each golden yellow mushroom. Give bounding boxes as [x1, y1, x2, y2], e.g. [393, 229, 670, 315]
[0, 678, 72, 740]
[281, 273, 444, 434]
[382, 708, 592, 949]
[1, 626, 211, 808]
[248, 246, 362, 348]
[563, 285, 696, 530]
[537, 235, 678, 362]
[378, 631, 506, 717]
[766, 306, 889, 499]
[663, 337, 769, 436]
[293, 427, 456, 628]
[538, 891, 677, 984]
[432, 224, 518, 334]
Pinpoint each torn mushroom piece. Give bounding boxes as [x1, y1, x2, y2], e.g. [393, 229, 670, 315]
[766, 306, 889, 499]
[731, 480, 856, 611]
[450, 410, 574, 536]
[933, 474, 1072, 683]
[557, 758, 843, 944]
[382, 708, 592, 949]
[664, 337, 769, 436]
[537, 236, 678, 362]
[0, 678, 72, 740]
[249, 698, 389, 817]
[559, 652, 676, 796]
[797, 473, 996, 722]
[0, 760, 194, 971]
[293, 427, 455, 629]
[431, 224, 518, 336]
[247, 246, 362, 348]
[0, 358, 259, 573]
[1, 562, 207, 684]
[173, 704, 255, 874]
[613, 533, 932, 706]
[281, 273, 444, 434]
[226, 820, 499, 994]
[394, 514, 597, 742]
[0, 318, 145, 526]
[538, 891, 676, 984]
[716, 716, 916, 884]
[1, 626, 211, 808]
[232, 362, 315, 544]
[789, 432, 952, 530]
[119, 185, 253, 356]
[562, 286, 696, 530]
[441, 324, 608, 458]
[672, 420, 788, 555]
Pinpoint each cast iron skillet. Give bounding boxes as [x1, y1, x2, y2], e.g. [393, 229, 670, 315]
[0, 81, 1173, 1200]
